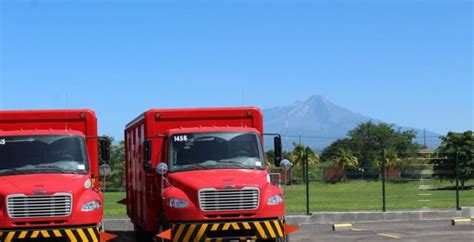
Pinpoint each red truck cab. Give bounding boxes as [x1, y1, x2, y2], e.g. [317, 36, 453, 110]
[0, 110, 110, 242]
[125, 107, 290, 242]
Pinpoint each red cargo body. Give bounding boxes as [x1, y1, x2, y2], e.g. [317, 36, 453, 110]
[125, 107, 288, 241]
[0, 110, 104, 242]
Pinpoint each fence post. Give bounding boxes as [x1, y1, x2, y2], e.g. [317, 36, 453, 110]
[455, 148, 461, 210]
[381, 148, 386, 212]
[305, 151, 310, 215]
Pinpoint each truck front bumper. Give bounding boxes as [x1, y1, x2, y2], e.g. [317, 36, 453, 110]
[0, 225, 100, 242]
[171, 218, 285, 242]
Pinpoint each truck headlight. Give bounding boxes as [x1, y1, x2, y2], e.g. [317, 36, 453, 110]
[81, 200, 101, 212]
[267, 194, 283, 205]
[167, 198, 189, 208]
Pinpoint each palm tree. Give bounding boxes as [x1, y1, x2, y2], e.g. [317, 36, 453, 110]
[374, 148, 400, 179]
[330, 148, 358, 181]
[374, 148, 399, 171]
[290, 143, 319, 183]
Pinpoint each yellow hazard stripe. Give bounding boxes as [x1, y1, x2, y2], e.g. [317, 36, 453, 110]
[18, 231, 28, 239]
[173, 224, 185, 242]
[211, 223, 220, 231]
[253, 222, 268, 239]
[242, 222, 251, 230]
[41, 230, 50, 238]
[53, 230, 62, 237]
[31, 231, 40, 238]
[222, 223, 231, 231]
[264, 221, 277, 238]
[195, 224, 208, 241]
[231, 223, 240, 230]
[183, 224, 196, 242]
[65, 229, 78, 242]
[274, 220, 284, 237]
[77, 229, 89, 241]
[88, 228, 99, 242]
[5, 232, 15, 242]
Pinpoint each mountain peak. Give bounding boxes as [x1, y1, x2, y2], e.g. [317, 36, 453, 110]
[263, 95, 440, 150]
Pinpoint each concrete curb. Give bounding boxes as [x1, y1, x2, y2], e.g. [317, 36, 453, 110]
[103, 207, 474, 231]
[286, 207, 473, 225]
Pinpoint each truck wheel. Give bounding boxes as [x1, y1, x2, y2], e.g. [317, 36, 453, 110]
[134, 225, 156, 242]
[258, 236, 289, 242]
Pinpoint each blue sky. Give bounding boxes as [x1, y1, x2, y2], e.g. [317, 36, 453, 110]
[1, 0, 472, 140]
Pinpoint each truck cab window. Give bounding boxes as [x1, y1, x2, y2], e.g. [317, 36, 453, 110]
[0, 135, 89, 176]
[170, 132, 264, 172]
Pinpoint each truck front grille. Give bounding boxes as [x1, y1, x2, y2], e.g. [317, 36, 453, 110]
[7, 193, 72, 218]
[199, 187, 259, 211]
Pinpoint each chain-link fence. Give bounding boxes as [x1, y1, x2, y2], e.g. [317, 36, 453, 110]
[271, 150, 474, 215]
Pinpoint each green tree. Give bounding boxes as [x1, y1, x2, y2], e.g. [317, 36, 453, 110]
[290, 142, 319, 182]
[374, 148, 400, 171]
[320, 138, 353, 162]
[329, 148, 358, 181]
[348, 121, 420, 168]
[432, 131, 474, 189]
[322, 121, 421, 169]
[105, 140, 125, 190]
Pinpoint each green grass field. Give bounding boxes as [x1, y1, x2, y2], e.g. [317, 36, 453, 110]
[103, 192, 127, 216]
[283, 180, 474, 212]
[103, 180, 474, 216]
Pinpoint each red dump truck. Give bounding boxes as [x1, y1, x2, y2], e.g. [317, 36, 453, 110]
[0, 109, 110, 242]
[125, 107, 296, 242]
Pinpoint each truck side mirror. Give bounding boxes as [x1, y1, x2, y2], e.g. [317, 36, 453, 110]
[280, 159, 292, 171]
[156, 163, 168, 175]
[99, 163, 112, 176]
[99, 137, 111, 162]
[274, 136, 282, 167]
[143, 140, 152, 170]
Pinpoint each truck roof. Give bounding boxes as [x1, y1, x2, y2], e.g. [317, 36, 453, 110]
[126, 107, 262, 128]
[0, 109, 98, 136]
[167, 126, 260, 135]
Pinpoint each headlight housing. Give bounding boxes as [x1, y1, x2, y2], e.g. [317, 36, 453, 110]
[167, 198, 189, 208]
[81, 200, 101, 212]
[267, 194, 284, 205]
[83, 179, 92, 189]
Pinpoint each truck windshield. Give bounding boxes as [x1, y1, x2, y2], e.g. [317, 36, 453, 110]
[0, 135, 89, 176]
[170, 132, 264, 172]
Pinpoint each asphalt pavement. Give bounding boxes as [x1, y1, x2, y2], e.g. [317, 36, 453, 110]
[108, 219, 473, 242]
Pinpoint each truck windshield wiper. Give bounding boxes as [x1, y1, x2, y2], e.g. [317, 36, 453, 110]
[33, 165, 69, 173]
[218, 160, 242, 164]
[216, 162, 259, 170]
[176, 163, 212, 172]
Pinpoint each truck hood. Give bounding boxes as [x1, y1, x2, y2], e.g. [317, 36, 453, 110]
[0, 174, 89, 196]
[168, 169, 269, 193]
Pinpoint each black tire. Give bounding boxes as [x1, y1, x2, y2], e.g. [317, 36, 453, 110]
[134, 224, 156, 242]
[258, 236, 289, 242]
[134, 225, 142, 242]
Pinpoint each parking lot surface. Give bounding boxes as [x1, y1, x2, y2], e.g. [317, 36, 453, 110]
[109, 219, 473, 241]
[291, 219, 473, 242]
